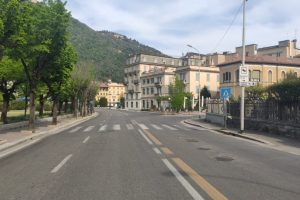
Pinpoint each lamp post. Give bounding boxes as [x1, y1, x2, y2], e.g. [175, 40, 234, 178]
[187, 44, 201, 116]
[240, 0, 247, 133]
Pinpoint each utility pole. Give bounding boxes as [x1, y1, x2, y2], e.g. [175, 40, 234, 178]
[187, 45, 201, 116]
[240, 0, 247, 133]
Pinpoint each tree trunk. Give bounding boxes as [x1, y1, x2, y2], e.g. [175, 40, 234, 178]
[83, 98, 87, 117]
[73, 97, 78, 118]
[1, 93, 9, 124]
[29, 90, 36, 132]
[58, 100, 63, 115]
[38, 94, 44, 118]
[24, 94, 28, 118]
[64, 100, 68, 114]
[52, 98, 59, 125]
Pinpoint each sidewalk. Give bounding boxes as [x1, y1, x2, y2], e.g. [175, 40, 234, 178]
[0, 113, 98, 154]
[184, 118, 300, 156]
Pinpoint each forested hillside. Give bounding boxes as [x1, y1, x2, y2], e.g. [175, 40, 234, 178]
[68, 18, 163, 82]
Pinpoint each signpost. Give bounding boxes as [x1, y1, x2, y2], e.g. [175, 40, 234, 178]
[239, 64, 249, 86]
[220, 87, 231, 129]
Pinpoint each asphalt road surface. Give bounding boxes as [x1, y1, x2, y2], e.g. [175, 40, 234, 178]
[0, 108, 300, 200]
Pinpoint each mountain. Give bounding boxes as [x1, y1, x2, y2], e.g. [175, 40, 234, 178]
[68, 18, 164, 82]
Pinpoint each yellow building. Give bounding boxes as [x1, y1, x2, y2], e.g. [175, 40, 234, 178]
[96, 81, 125, 107]
[218, 56, 300, 97]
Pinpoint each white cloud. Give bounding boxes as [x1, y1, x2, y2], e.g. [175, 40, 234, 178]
[66, 0, 300, 57]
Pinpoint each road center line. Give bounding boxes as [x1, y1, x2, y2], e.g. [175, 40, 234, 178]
[172, 158, 228, 200]
[83, 136, 90, 144]
[144, 130, 162, 146]
[51, 154, 73, 173]
[153, 147, 162, 155]
[138, 129, 153, 145]
[162, 159, 205, 200]
[161, 147, 174, 155]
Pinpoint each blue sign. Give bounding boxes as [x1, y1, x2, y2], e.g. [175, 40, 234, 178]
[220, 87, 231, 99]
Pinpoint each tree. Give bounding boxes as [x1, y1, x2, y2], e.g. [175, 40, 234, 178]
[120, 96, 125, 108]
[246, 84, 266, 102]
[99, 97, 108, 107]
[169, 76, 186, 112]
[0, 57, 24, 123]
[267, 72, 300, 102]
[11, 0, 72, 130]
[200, 86, 211, 99]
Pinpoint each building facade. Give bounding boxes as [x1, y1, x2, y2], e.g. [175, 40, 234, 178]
[96, 80, 125, 107]
[124, 54, 182, 110]
[218, 56, 300, 97]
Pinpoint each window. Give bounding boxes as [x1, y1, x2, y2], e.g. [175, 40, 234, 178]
[295, 72, 298, 77]
[151, 78, 154, 84]
[147, 79, 150, 84]
[268, 70, 272, 83]
[136, 93, 138, 99]
[195, 72, 200, 81]
[143, 79, 146, 84]
[179, 73, 185, 81]
[281, 71, 286, 79]
[142, 88, 145, 95]
[131, 102, 133, 108]
[252, 70, 260, 82]
[136, 102, 138, 108]
[246, 52, 249, 57]
[147, 88, 149, 94]
[223, 72, 231, 83]
[276, 52, 281, 57]
[142, 100, 145, 108]
[206, 74, 210, 82]
[126, 102, 128, 108]
[151, 87, 154, 94]
[235, 70, 239, 82]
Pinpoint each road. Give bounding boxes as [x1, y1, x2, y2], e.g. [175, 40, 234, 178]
[0, 108, 300, 200]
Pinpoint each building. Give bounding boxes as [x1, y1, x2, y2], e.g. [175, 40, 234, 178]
[176, 53, 221, 99]
[124, 53, 182, 110]
[218, 56, 300, 97]
[96, 80, 125, 107]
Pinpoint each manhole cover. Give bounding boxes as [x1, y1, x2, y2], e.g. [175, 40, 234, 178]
[198, 147, 211, 150]
[215, 155, 234, 162]
[186, 138, 199, 142]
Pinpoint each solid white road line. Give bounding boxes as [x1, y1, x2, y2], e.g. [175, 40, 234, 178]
[162, 124, 178, 130]
[131, 120, 137, 125]
[0, 139, 40, 159]
[162, 159, 204, 200]
[83, 136, 90, 144]
[138, 129, 153, 145]
[151, 124, 162, 130]
[113, 124, 121, 131]
[51, 154, 73, 173]
[126, 124, 134, 130]
[83, 126, 94, 132]
[153, 147, 162, 155]
[69, 126, 82, 133]
[99, 125, 107, 132]
[138, 123, 149, 130]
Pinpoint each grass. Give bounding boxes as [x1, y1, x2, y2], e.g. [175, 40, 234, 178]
[0, 110, 52, 124]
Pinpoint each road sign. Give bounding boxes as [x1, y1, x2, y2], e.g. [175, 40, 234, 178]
[220, 87, 231, 99]
[239, 64, 249, 86]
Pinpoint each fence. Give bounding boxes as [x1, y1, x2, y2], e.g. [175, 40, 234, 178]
[229, 99, 300, 124]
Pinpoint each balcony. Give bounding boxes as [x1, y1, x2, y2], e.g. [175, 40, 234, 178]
[128, 89, 134, 94]
[124, 81, 129, 86]
[134, 80, 140, 85]
[155, 81, 162, 87]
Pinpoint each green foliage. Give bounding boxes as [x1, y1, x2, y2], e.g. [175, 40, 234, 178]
[99, 97, 108, 107]
[200, 86, 211, 99]
[268, 73, 300, 102]
[9, 100, 25, 110]
[246, 84, 266, 101]
[168, 76, 186, 112]
[68, 18, 163, 82]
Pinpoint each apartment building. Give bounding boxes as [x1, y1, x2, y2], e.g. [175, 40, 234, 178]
[124, 53, 182, 110]
[96, 80, 125, 107]
[218, 56, 300, 97]
[176, 53, 221, 98]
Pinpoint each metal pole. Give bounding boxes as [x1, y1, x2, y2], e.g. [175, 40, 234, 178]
[187, 45, 201, 116]
[240, 0, 246, 133]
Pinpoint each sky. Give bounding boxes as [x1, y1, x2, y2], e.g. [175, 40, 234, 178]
[65, 0, 300, 57]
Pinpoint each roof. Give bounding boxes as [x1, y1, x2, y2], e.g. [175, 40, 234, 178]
[218, 55, 300, 67]
[99, 82, 109, 88]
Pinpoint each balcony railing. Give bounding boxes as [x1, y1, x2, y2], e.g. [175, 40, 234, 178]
[134, 80, 140, 85]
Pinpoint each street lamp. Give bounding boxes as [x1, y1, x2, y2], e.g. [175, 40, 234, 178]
[187, 44, 201, 116]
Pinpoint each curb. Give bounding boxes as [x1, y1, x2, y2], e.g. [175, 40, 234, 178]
[0, 112, 98, 154]
[183, 120, 267, 144]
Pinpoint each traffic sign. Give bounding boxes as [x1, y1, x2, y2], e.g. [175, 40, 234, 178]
[220, 87, 231, 99]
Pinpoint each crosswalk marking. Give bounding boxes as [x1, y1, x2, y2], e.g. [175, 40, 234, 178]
[69, 126, 82, 133]
[99, 125, 107, 132]
[126, 124, 134, 130]
[162, 124, 178, 131]
[174, 125, 190, 131]
[113, 124, 121, 131]
[84, 126, 95, 132]
[138, 123, 149, 130]
[151, 124, 162, 130]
